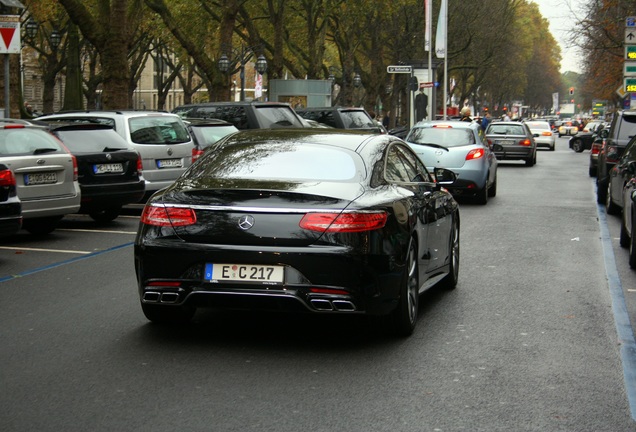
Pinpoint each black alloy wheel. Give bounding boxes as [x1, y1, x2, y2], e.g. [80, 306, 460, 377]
[606, 181, 621, 216]
[439, 215, 460, 290]
[488, 173, 497, 197]
[390, 240, 419, 336]
[572, 139, 584, 152]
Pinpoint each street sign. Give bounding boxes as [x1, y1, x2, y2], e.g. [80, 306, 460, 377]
[627, 46, 636, 60]
[625, 61, 636, 77]
[626, 28, 636, 44]
[0, 15, 20, 54]
[387, 65, 412, 73]
[618, 84, 628, 99]
[419, 82, 436, 88]
[627, 16, 636, 27]
[624, 78, 636, 93]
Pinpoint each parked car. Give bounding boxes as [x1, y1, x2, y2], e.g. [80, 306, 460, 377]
[405, 120, 498, 204]
[172, 101, 308, 130]
[570, 122, 609, 153]
[0, 123, 80, 235]
[134, 129, 460, 336]
[0, 163, 22, 237]
[597, 110, 636, 205]
[558, 120, 579, 137]
[183, 118, 239, 162]
[47, 123, 145, 222]
[525, 120, 556, 151]
[294, 107, 386, 133]
[617, 135, 636, 268]
[37, 111, 194, 201]
[484, 121, 537, 166]
[589, 128, 608, 177]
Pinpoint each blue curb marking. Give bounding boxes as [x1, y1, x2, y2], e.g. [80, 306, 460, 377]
[597, 201, 636, 421]
[0, 242, 134, 283]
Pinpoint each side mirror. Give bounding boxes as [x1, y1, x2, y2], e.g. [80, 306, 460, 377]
[599, 129, 609, 139]
[628, 160, 636, 175]
[434, 167, 457, 185]
[491, 143, 504, 152]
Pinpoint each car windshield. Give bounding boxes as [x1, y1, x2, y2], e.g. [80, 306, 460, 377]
[0, 129, 64, 155]
[190, 142, 362, 182]
[129, 116, 190, 144]
[487, 124, 526, 135]
[407, 126, 475, 148]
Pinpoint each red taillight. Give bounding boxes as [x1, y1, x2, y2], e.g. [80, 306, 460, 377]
[141, 205, 197, 227]
[310, 288, 349, 295]
[591, 143, 602, 155]
[466, 148, 484, 160]
[2, 124, 25, 129]
[71, 155, 78, 181]
[433, 124, 452, 129]
[541, 131, 552, 136]
[192, 148, 204, 162]
[137, 154, 143, 173]
[519, 139, 532, 146]
[299, 211, 387, 233]
[0, 168, 15, 186]
[147, 281, 181, 287]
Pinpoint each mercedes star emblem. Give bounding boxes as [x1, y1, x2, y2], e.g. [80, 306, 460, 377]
[238, 215, 255, 231]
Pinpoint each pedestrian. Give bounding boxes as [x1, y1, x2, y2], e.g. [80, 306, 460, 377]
[502, 111, 511, 121]
[24, 101, 34, 117]
[459, 106, 472, 122]
[481, 112, 492, 130]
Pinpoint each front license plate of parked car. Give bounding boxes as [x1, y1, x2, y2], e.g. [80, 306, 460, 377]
[94, 163, 123, 174]
[24, 172, 57, 185]
[204, 263, 285, 284]
[157, 159, 182, 168]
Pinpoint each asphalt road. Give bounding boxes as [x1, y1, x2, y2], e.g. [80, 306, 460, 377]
[1, 135, 635, 432]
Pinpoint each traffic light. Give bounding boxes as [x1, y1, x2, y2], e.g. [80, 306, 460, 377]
[569, 87, 574, 95]
[408, 76, 419, 92]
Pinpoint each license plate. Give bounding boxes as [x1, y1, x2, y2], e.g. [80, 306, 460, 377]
[24, 172, 57, 185]
[204, 263, 284, 284]
[94, 163, 123, 174]
[157, 159, 182, 168]
[495, 140, 514, 145]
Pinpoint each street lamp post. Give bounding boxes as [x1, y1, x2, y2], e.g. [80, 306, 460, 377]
[218, 46, 267, 101]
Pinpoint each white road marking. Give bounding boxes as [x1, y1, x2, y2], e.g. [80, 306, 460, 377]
[0, 246, 91, 254]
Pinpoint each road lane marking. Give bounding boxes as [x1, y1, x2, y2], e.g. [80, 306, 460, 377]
[0, 246, 91, 254]
[0, 242, 134, 283]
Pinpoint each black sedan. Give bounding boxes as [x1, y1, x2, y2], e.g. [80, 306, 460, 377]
[134, 129, 460, 336]
[49, 123, 145, 222]
[0, 163, 21, 237]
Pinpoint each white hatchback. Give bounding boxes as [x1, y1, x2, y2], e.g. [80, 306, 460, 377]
[525, 120, 556, 151]
[37, 111, 194, 201]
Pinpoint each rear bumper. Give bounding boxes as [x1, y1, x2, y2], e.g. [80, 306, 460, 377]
[79, 181, 145, 210]
[494, 148, 535, 161]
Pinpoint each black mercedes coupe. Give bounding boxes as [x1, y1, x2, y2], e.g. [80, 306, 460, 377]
[134, 129, 460, 336]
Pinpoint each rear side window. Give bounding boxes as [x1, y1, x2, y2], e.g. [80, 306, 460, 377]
[129, 116, 190, 144]
[298, 110, 335, 127]
[254, 107, 305, 128]
[0, 129, 65, 155]
[617, 115, 636, 141]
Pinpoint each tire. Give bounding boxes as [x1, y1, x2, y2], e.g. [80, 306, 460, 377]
[630, 214, 636, 269]
[141, 302, 196, 325]
[390, 240, 419, 337]
[89, 206, 122, 223]
[439, 215, 459, 290]
[22, 216, 63, 235]
[475, 183, 488, 205]
[525, 153, 536, 167]
[597, 177, 608, 204]
[589, 165, 597, 177]
[488, 173, 497, 197]
[550, 144, 555, 151]
[620, 213, 630, 248]
[572, 139, 584, 152]
[606, 180, 621, 215]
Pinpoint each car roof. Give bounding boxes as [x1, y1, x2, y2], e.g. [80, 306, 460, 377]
[175, 101, 293, 108]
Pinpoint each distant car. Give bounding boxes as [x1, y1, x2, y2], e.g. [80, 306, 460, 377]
[172, 101, 308, 130]
[616, 135, 636, 268]
[597, 110, 636, 205]
[405, 120, 498, 204]
[294, 107, 386, 133]
[0, 123, 80, 235]
[484, 121, 537, 166]
[0, 163, 22, 237]
[37, 111, 194, 202]
[183, 118, 239, 162]
[558, 120, 579, 137]
[134, 129, 460, 337]
[48, 123, 146, 222]
[589, 128, 608, 177]
[525, 120, 556, 151]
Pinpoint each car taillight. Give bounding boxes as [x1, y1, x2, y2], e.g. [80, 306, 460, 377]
[141, 205, 197, 227]
[71, 155, 78, 181]
[591, 143, 601, 155]
[137, 154, 143, 173]
[518, 139, 532, 146]
[466, 148, 484, 160]
[299, 211, 387, 233]
[0, 168, 15, 186]
[541, 131, 552, 136]
[192, 148, 204, 162]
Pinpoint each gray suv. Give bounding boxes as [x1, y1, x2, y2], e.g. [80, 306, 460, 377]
[597, 110, 636, 206]
[37, 111, 194, 201]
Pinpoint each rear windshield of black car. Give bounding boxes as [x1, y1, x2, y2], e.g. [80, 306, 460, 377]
[0, 129, 65, 155]
[253, 107, 305, 128]
[190, 142, 362, 182]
